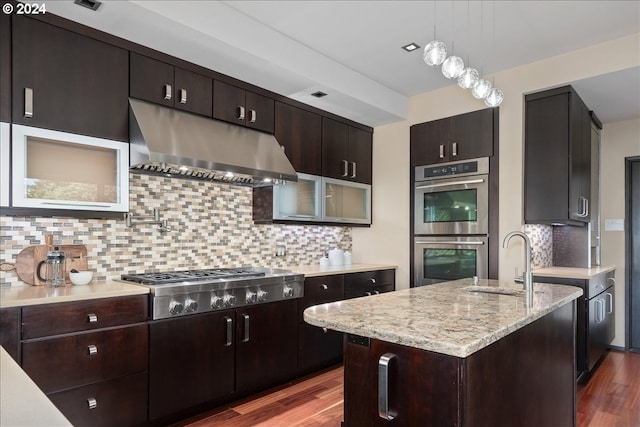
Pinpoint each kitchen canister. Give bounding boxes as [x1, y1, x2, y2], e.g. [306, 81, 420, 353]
[328, 248, 344, 266]
[343, 251, 352, 265]
[319, 256, 330, 267]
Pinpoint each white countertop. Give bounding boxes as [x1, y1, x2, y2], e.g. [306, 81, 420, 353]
[287, 263, 397, 277]
[304, 278, 582, 358]
[0, 280, 149, 309]
[0, 346, 72, 427]
[533, 265, 616, 280]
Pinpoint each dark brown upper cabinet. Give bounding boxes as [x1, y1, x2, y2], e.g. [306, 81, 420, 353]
[274, 102, 321, 175]
[213, 80, 274, 133]
[525, 86, 591, 224]
[11, 16, 128, 141]
[410, 108, 495, 166]
[322, 117, 372, 184]
[129, 52, 213, 117]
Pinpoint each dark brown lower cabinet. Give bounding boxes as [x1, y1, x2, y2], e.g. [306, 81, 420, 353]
[298, 322, 343, 373]
[48, 372, 148, 427]
[0, 307, 20, 362]
[148, 310, 235, 421]
[343, 301, 576, 427]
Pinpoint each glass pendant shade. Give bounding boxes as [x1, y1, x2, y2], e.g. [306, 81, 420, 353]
[423, 40, 447, 66]
[472, 79, 492, 99]
[484, 88, 504, 107]
[457, 67, 479, 89]
[441, 56, 464, 79]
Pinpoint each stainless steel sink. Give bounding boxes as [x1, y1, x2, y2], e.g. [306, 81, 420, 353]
[463, 286, 524, 296]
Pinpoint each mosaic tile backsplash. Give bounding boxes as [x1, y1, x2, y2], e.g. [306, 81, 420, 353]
[0, 173, 351, 287]
[524, 224, 553, 269]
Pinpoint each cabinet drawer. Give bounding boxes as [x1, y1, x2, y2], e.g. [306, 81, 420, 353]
[345, 269, 395, 293]
[48, 372, 148, 427]
[22, 324, 148, 393]
[345, 284, 395, 300]
[298, 275, 344, 322]
[22, 295, 148, 339]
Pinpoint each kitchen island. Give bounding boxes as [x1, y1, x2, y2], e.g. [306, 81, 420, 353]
[304, 278, 583, 427]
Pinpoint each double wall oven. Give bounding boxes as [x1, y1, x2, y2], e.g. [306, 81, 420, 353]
[414, 157, 490, 286]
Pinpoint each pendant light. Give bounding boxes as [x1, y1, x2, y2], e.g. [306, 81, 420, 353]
[423, 2, 447, 66]
[471, 2, 492, 99]
[484, 0, 503, 107]
[441, 3, 464, 79]
[456, 2, 478, 89]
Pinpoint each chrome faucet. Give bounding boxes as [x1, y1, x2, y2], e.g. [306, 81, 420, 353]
[502, 231, 534, 299]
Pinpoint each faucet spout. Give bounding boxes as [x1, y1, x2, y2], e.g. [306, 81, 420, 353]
[502, 231, 533, 299]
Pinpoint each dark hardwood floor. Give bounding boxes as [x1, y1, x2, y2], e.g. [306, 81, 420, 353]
[181, 350, 639, 427]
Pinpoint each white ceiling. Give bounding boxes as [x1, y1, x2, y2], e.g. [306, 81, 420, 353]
[43, 0, 640, 127]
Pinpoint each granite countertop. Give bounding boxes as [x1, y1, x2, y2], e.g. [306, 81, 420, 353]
[304, 278, 582, 358]
[0, 280, 149, 309]
[288, 263, 397, 277]
[0, 346, 72, 427]
[533, 265, 616, 280]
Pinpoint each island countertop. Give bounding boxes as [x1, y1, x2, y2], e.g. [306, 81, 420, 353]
[304, 278, 582, 358]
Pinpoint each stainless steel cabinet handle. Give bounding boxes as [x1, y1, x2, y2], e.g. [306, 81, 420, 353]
[452, 142, 458, 157]
[24, 88, 33, 118]
[237, 106, 245, 120]
[378, 353, 397, 421]
[163, 84, 172, 101]
[322, 327, 328, 334]
[87, 397, 97, 410]
[365, 292, 372, 296]
[321, 284, 328, 290]
[584, 198, 589, 217]
[242, 314, 250, 342]
[87, 345, 98, 356]
[342, 160, 349, 177]
[439, 144, 445, 159]
[605, 292, 613, 314]
[351, 162, 357, 178]
[416, 178, 485, 190]
[607, 277, 616, 286]
[87, 313, 98, 323]
[369, 278, 376, 285]
[224, 316, 233, 346]
[374, 291, 380, 295]
[249, 109, 257, 123]
[179, 88, 187, 104]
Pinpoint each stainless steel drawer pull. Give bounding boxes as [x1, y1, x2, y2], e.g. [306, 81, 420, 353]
[322, 328, 328, 334]
[378, 353, 397, 421]
[321, 284, 328, 290]
[351, 162, 357, 178]
[249, 109, 257, 123]
[342, 160, 349, 177]
[369, 278, 376, 285]
[163, 84, 172, 101]
[237, 106, 245, 120]
[224, 316, 233, 346]
[87, 397, 97, 410]
[242, 314, 250, 342]
[87, 313, 98, 323]
[87, 345, 98, 356]
[179, 88, 187, 104]
[24, 88, 33, 118]
[366, 292, 372, 296]
[452, 142, 458, 157]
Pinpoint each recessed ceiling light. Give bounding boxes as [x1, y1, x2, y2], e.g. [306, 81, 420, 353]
[311, 91, 327, 98]
[402, 43, 420, 52]
[74, 0, 102, 11]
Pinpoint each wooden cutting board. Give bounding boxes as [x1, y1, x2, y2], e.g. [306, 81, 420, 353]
[15, 244, 88, 286]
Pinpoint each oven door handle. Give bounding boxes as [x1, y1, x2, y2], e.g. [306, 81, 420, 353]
[415, 178, 485, 190]
[415, 240, 485, 245]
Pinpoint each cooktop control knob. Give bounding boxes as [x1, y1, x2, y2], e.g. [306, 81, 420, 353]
[256, 289, 268, 302]
[211, 295, 223, 309]
[283, 285, 294, 298]
[169, 301, 184, 315]
[223, 293, 236, 307]
[185, 298, 198, 313]
[246, 290, 257, 304]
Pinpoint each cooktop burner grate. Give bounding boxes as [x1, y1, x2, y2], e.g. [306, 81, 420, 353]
[121, 268, 266, 285]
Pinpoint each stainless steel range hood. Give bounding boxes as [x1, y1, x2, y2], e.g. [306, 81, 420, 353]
[128, 98, 297, 186]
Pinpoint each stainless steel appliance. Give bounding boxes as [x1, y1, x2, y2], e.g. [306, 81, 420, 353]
[414, 236, 488, 287]
[414, 157, 489, 235]
[120, 267, 304, 320]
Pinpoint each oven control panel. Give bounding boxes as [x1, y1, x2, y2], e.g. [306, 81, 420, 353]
[416, 157, 489, 181]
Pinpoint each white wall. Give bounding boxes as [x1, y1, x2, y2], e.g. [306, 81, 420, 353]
[601, 118, 640, 347]
[353, 32, 640, 347]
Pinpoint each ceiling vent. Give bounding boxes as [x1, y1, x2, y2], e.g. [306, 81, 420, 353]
[311, 91, 328, 98]
[74, 0, 102, 11]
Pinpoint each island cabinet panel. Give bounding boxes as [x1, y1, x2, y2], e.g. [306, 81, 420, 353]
[130, 52, 213, 116]
[342, 301, 576, 427]
[298, 275, 345, 374]
[213, 80, 275, 133]
[274, 101, 322, 175]
[410, 108, 494, 166]
[12, 15, 129, 141]
[0, 307, 20, 362]
[149, 310, 235, 421]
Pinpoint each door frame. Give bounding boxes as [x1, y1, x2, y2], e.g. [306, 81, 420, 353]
[625, 156, 640, 352]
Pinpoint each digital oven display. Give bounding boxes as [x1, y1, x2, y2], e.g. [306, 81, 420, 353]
[422, 161, 478, 179]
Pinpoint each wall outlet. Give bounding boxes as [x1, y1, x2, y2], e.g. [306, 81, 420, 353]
[275, 245, 286, 256]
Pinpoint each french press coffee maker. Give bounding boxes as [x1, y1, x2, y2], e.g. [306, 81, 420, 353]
[36, 246, 66, 287]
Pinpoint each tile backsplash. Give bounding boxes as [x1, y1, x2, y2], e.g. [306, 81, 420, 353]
[524, 224, 553, 269]
[0, 173, 351, 287]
